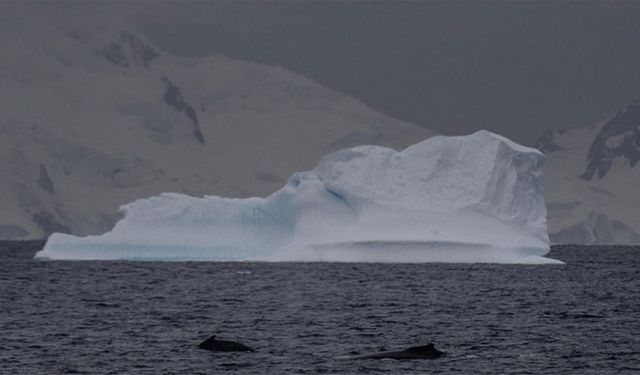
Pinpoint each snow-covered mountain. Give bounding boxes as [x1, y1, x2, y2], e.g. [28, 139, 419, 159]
[538, 100, 640, 244]
[0, 25, 435, 240]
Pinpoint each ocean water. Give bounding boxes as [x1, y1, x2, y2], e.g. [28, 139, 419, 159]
[1, 243, 639, 374]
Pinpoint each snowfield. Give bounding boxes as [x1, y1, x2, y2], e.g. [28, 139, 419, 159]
[0, 24, 433, 240]
[539, 100, 640, 244]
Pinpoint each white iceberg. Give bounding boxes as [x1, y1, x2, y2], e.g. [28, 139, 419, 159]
[36, 131, 562, 264]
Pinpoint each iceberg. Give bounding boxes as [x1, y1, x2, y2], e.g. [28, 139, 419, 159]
[36, 131, 562, 264]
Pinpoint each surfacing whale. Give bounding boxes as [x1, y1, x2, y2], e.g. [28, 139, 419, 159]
[198, 335, 254, 352]
[338, 343, 445, 360]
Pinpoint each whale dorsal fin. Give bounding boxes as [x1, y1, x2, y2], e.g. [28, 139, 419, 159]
[201, 335, 216, 344]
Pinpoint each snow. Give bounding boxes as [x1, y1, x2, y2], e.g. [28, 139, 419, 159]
[542, 115, 640, 244]
[36, 131, 561, 264]
[0, 22, 434, 240]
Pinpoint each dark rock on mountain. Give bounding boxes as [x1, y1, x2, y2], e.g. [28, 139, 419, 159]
[581, 100, 640, 180]
[535, 130, 563, 153]
[37, 165, 55, 194]
[97, 31, 159, 68]
[162, 76, 205, 144]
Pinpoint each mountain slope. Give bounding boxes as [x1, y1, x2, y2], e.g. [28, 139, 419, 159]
[0, 26, 435, 239]
[538, 100, 640, 244]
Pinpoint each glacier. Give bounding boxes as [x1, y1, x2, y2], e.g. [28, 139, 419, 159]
[36, 131, 562, 264]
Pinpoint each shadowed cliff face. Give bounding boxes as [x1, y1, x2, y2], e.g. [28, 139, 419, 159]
[162, 76, 205, 145]
[581, 100, 640, 180]
[38, 164, 55, 194]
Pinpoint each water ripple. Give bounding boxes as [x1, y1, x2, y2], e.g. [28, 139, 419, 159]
[0, 244, 638, 374]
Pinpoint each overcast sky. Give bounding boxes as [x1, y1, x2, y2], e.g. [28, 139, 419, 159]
[11, 2, 640, 144]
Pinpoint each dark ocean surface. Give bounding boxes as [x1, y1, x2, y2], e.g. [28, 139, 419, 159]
[1, 242, 639, 374]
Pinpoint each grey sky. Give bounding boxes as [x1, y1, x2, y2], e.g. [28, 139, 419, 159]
[10, 2, 640, 144]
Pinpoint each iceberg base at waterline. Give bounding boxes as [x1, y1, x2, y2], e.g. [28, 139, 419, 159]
[36, 131, 562, 264]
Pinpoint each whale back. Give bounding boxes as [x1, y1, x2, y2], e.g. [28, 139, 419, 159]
[405, 344, 434, 354]
[198, 335, 254, 352]
[404, 343, 443, 358]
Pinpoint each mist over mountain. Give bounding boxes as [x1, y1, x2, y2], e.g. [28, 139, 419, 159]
[0, 24, 434, 240]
